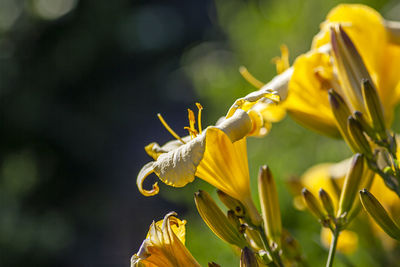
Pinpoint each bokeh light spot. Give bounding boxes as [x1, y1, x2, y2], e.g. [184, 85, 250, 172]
[32, 0, 78, 20]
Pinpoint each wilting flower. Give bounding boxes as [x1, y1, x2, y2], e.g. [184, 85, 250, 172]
[131, 212, 200, 267]
[137, 98, 278, 224]
[284, 4, 400, 137]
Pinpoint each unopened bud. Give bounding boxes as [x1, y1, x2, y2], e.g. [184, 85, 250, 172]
[337, 154, 364, 219]
[208, 262, 221, 267]
[330, 26, 372, 113]
[353, 111, 375, 139]
[347, 116, 372, 158]
[258, 165, 282, 246]
[194, 190, 246, 247]
[360, 189, 400, 240]
[328, 89, 357, 151]
[217, 190, 245, 217]
[302, 188, 326, 224]
[361, 79, 386, 139]
[240, 247, 259, 267]
[318, 188, 335, 218]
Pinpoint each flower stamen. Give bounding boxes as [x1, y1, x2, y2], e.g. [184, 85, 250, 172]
[187, 109, 197, 138]
[239, 66, 264, 89]
[157, 113, 186, 144]
[196, 103, 203, 134]
[272, 44, 290, 74]
[184, 126, 198, 138]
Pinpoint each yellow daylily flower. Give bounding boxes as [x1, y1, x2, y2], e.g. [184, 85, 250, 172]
[131, 212, 200, 267]
[284, 4, 400, 137]
[137, 100, 279, 224]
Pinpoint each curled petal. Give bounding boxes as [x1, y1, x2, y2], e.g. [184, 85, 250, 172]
[145, 143, 166, 160]
[137, 162, 160, 196]
[153, 135, 206, 188]
[149, 212, 187, 245]
[217, 109, 252, 142]
[226, 90, 280, 119]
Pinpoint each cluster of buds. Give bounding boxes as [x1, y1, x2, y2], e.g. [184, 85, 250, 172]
[301, 154, 370, 267]
[327, 26, 400, 196]
[193, 166, 304, 267]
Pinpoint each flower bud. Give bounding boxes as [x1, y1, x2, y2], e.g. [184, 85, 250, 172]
[217, 190, 245, 217]
[240, 247, 259, 267]
[347, 116, 372, 158]
[353, 111, 375, 139]
[258, 165, 282, 246]
[208, 262, 221, 267]
[328, 89, 357, 152]
[318, 188, 335, 218]
[359, 189, 400, 240]
[361, 79, 386, 139]
[330, 26, 372, 113]
[337, 154, 364, 219]
[194, 190, 247, 247]
[302, 188, 326, 224]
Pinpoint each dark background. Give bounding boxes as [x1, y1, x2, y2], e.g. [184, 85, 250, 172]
[0, 0, 213, 266]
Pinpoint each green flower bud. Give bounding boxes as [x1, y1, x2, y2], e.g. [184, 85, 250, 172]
[361, 79, 386, 139]
[318, 188, 335, 218]
[347, 116, 372, 158]
[217, 190, 245, 218]
[302, 188, 326, 224]
[337, 154, 364, 219]
[360, 189, 400, 241]
[240, 247, 259, 267]
[258, 165, 282, 246]
[194, 190, 247, 247]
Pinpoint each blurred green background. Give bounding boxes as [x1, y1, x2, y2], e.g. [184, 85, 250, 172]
[1, 0, 400, 266]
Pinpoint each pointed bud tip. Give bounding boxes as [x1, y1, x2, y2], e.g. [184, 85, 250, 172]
[338, 25, 355, 48]
[301, 188, 309, 195]
[359, 188, 368, 195]
[318, 188, 326, 196]
[259, 164, 269, 172]
[328, 89, 340, 109]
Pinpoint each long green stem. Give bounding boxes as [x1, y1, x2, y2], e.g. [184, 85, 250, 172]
[326, 228, 340, 267]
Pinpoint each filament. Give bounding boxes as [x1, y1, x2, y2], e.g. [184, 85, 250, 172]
[157, 113, 186, 144]
[239, 66, 264, 89]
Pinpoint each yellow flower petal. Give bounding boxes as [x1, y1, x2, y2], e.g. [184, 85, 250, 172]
[137, 162, 159, 197]
[285, 51, 340, 138]
[312, 4, 385, 73]
[196, 127, 251, 203]
[153, 135, 205, 187]
[312, 4, 400, 127]
[132, 212, 200, 267]
[280, 4, 400, 136]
